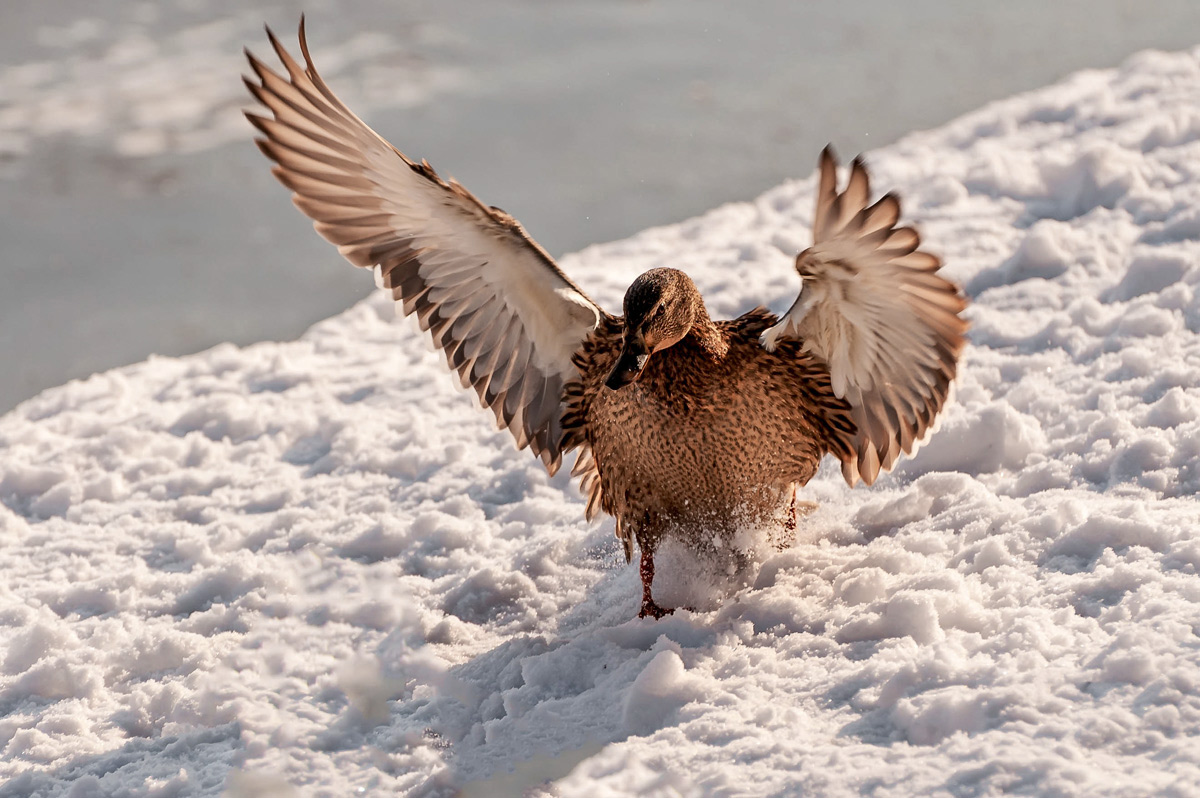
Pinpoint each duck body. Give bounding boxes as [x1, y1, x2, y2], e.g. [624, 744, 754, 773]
[562, 270, 856, 616]
[580, 310, 848, 531]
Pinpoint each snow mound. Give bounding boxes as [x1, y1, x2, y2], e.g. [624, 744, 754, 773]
[4, 46, 1200, 797]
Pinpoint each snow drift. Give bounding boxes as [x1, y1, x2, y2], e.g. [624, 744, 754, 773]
[3, 46, 1200, 797]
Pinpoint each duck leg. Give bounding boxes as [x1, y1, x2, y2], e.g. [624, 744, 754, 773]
[774, 484, 799, 550]
[784, 485, 798, 535]
[638, 541, 673, 620]
[776, 485, 818, 550]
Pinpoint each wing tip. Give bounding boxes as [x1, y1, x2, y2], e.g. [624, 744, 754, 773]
[263, 21, 282, 52]
[298, 13, 316, 72]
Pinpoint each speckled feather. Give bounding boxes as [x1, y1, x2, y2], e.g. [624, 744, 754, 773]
[563, 308, 855, 561]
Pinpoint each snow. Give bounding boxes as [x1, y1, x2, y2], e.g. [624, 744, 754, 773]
[4, 45, 1200, 797]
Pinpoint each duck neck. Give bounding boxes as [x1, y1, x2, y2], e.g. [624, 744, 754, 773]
[682, 304, 728, 360]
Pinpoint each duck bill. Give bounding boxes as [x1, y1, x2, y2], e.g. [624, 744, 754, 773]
[605, 338, 650, 390]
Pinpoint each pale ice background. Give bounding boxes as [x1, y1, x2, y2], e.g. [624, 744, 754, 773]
[4, 26, 1200, 797]
[5, 0, 1200, 413]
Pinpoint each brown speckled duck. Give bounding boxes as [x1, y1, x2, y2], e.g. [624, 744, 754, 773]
[245, 21, 969, 619]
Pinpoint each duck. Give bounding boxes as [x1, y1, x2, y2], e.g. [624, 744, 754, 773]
[244, 19, 969, 619]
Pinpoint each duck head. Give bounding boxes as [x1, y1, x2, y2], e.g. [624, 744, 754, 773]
[605, 267, 705, 390]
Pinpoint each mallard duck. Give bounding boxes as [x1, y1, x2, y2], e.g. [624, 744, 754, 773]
[245, 20, 969, 619]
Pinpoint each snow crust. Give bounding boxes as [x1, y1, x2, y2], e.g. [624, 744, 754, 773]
[4, 47, 1200, 797]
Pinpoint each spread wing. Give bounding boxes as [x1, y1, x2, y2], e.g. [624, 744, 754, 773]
[762, 147, 969, 487]
[244, 19, 606, 474]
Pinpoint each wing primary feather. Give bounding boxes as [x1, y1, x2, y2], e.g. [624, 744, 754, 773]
[813, 145, 838, 243]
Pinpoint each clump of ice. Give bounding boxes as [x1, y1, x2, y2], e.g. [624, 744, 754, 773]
[3, 44, 1200, 797]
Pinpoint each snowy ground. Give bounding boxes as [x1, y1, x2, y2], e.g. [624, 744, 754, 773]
[4, 45, 1200, 797]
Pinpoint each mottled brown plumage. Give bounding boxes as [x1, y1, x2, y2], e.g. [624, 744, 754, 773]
[563, 272, 857, 617]
[245, 20, 969, 619]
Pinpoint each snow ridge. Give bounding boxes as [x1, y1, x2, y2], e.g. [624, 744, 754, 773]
[4, 47, 1200, 797]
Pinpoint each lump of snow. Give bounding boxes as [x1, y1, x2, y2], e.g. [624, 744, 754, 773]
[897, 403, 1047, 477]
[442, 568, 537, 625]
[1036, 141, 1147, 221]
[890, 686, 1008, 746]
[1099, 647, 1158, 686]
[1046, 511, 1171, 564]
[1145, 387, 1200, 429]
[622, 650, 701, 737]
[3, 621, 77, 675]
[1006, 220, 1073, 282]
[1105, 252, 1193, 301]
[837, 591, 945, 645]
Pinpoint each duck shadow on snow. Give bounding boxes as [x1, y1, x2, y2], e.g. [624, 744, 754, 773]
[374, 511, 901, 797]
[388, 559, 720, 795]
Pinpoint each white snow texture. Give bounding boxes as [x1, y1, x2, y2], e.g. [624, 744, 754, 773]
[4, 47, 1200, 798]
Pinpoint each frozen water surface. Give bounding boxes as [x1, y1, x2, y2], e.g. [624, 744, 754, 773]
[4, 0, 1200, 411]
